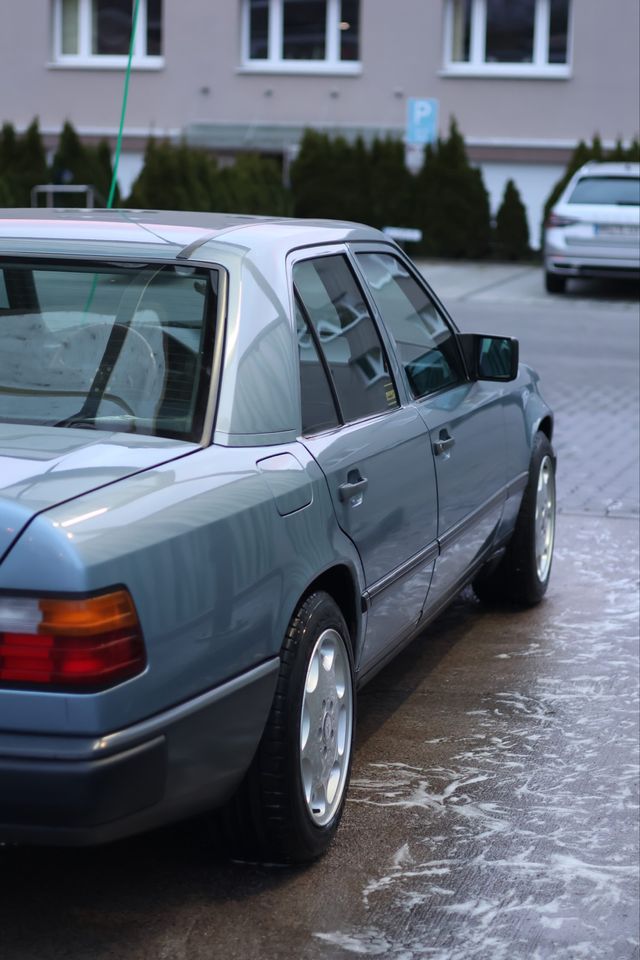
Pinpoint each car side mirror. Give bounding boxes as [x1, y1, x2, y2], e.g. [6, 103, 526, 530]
[458, 333, 519, 382]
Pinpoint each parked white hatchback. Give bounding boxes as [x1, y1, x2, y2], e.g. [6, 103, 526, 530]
[544, 161, 640, 293]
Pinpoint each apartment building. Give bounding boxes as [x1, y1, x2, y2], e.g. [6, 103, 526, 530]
[1, 1, 638, 242]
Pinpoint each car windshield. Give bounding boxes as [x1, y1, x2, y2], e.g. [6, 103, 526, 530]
[568, 176, 640, 206]
[0, 260, 217, 441]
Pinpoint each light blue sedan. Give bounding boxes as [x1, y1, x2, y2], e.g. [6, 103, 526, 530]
[0, 210, 556, 861]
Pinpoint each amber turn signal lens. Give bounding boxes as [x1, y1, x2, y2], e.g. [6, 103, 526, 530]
[39, 590, 140, 637]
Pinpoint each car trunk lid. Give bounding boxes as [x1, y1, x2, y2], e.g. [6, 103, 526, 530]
[0, 423, 198, 563]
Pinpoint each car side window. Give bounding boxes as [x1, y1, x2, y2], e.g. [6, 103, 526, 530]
[293, 255, 399, 424]
[295, 299, 341, 435]
[356, 252, 466, 399]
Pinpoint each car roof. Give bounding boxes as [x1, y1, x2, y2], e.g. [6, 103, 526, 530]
[0, 208, 387, 262]
[575, 161, 640, 178]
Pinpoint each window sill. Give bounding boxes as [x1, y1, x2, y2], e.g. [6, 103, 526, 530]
[48, 57, 165, 71]
[238, 61, 362, 77]
[439, 63, 571, 80]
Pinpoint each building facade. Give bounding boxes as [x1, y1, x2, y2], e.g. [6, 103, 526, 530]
[1, 0, 639, 243]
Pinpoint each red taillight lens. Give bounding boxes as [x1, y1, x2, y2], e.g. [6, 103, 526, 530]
[546, 212, 579, 228]
[0, 590, 146, 691]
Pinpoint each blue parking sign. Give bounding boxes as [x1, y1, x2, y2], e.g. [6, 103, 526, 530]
[406, 98, 439, 145]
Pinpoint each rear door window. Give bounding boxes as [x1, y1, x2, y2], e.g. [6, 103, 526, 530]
[293, 254, 398, 423]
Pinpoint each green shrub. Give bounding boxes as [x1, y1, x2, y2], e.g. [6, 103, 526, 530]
[127, 140, 219, 210]
[290, 130, 417, 230]
[368, 137, 414, 230]
[217, 153, 290, 216]
[50, 121, 119, 206]
[0, 120, 47, 206]
[0, 176, 13, 206]
[415, 119, 491, 258]
[494, 179, 530, 260]
[290, 130, 366, 221]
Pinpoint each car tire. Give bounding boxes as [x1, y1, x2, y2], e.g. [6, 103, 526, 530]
[545, 271, 566, 294]
[474, 432, 556, 606]
[220, 591, 356, 864]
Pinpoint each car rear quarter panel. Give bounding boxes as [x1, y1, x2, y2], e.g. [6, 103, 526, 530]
[0, 442, 364, 737]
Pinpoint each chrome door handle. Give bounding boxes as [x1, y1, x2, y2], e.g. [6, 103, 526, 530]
[433, 432, 455, 456]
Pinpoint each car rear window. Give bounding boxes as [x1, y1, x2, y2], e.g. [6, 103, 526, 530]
[0, 260, 218, 441]
[568, 176, 640, 206]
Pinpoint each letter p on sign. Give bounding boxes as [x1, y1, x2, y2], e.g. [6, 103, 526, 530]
[406, 98, 439, 145]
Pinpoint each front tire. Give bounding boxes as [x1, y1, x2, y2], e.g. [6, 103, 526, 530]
[221, 591, 355, 863]
[474, 432, 556, 606]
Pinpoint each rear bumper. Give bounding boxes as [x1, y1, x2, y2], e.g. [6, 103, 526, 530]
[545, 246, 640, 280]
[0, 657, 279, 845]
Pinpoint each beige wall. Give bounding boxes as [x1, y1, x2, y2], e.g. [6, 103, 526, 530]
[0, 1, 637, 147]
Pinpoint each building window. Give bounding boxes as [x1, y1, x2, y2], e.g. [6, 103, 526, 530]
[53, 0, 163, 67]
[444, 0, 571, 77]
[243, 0, 360, 73]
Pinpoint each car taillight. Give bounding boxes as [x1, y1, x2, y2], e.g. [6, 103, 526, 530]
[546, 212, 579, 228]
[0, 589, 146, 691]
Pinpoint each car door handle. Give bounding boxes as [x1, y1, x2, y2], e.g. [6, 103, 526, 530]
[433, 431, 455, 456]
[338, 472, 369, 502]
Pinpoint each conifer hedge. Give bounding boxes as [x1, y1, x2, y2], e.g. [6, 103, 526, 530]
[3, 118, 638, 263]
[495, 179, 530, 260]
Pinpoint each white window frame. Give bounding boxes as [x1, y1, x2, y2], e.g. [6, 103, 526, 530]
[442, 0, 572, 79]
[240, 0, 361, 75]
[51, 0, 164, 69]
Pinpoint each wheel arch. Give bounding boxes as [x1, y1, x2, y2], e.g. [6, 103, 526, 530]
[537, 414, 554, 443]
[300, 564, 361, 660]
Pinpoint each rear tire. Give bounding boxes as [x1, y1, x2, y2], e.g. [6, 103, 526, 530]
[219, 591, 355, 864]
[474, 432, 556, 606]
[545, 271, 566, 294]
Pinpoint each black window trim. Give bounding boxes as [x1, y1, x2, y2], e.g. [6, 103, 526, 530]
[291, 247, 402, 430]
[294, 289, 344, 436]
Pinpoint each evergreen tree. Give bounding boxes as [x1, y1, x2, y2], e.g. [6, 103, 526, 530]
[218, 153, 290, 215]
[368, 137, 414, 231]
[93, 139, 119, 205]
[16, 120, 48, 204]
[49, 122, 117, 205]
[290, 130, 332, 217]
[495, 179, 530, 260]
[0, 120, 47, 206]
[127, 139, 222, 210]
[415, 119, 491, 258]
[626, 138, 640, 161]
[0, 176, 13, 206]
[51, 121, 87, 185]
[0, 124, 19, 204]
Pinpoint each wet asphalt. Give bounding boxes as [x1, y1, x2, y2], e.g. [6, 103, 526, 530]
[0, 268, 638, 960]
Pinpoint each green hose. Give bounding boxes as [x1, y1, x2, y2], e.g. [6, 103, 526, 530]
[107, 0, 141, 208]
[84, 0, 140, 314]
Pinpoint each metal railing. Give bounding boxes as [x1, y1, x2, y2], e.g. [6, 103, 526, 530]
[30, 184, 104, 208]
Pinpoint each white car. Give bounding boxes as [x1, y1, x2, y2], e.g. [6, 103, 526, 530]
[544, 161, 640, 293]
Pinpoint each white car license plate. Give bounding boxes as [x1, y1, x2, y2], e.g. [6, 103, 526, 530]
[595, 223, 640, 236]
